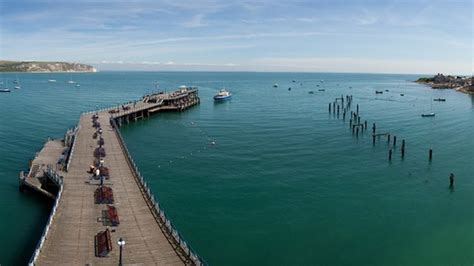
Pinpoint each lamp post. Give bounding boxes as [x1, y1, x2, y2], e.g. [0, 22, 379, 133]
[117, 237, 125, 266]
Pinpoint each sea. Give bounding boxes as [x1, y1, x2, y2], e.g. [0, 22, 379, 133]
[0, 72, 473, 265]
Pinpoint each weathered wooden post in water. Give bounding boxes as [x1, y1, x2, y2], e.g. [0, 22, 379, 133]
[372, 123, 376, 134]
[401, 139, 405, 158]
[429, 148, 433, 161]
[372, 135, 376, 146]
[364, 120, 368, 130]
[349, 119, 352, 128]
[393, 136, 397, 147]
[387, 134, 391, 143]
[389, 149, 392, 161]
[329, 103, 331, 113]
[356, 104, 359, 114]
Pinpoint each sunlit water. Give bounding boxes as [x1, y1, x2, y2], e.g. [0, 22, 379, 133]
[0, 72, 473, 265]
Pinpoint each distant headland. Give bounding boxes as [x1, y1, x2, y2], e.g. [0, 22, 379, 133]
[0, 60, 97, 73]
[416, 73, 474, 94]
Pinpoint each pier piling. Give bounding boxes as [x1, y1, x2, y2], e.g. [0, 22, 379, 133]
[393, 136, 397, 147]
[401, 139, 405, 158]
[429, 148, 433, 161]
[389, 149, 392, 161]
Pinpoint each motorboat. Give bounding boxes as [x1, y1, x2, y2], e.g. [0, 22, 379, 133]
[0, 88, 11, 93]
[433, 98, 446, 102]
[273, 83, 278, 88]
[213, 89, 232, 101]
[421, 113, 435, 117]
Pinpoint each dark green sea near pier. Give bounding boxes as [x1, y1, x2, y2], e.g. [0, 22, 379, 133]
[0, 72, 473, 265]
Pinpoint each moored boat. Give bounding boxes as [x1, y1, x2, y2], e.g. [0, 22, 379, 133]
[0, 88, 11, 93]
[421, 113, 435, 117]
[273, 83, 278, 88]
[433, 98, 446, 102]
[213, 89, 232, 101]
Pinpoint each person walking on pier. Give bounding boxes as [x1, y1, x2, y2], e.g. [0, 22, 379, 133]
[449, 173, 455, 188]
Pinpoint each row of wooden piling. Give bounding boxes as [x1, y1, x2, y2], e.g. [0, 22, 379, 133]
[328, 96, 433, 162]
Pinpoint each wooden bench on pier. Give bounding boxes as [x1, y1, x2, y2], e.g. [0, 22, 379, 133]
[94, 186, 114, 204]
[105, 205, 120, 226]
[94, 228, 112, 257]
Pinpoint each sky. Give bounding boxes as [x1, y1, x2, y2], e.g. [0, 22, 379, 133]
[0, 0, 472, 74]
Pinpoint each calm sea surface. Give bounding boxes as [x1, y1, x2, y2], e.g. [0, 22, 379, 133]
[0, 72, 473, 265]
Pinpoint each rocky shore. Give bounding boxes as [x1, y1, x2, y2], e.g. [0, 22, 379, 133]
[0, 60, 97, 72]
[416, 73, 474, 94]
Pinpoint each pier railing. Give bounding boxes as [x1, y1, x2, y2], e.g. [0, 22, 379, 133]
[65, 126, 80, 172]
[110, 117, 207, 266]
[29, 182, 64, 265]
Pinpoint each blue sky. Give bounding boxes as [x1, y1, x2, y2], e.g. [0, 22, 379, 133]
[0, 0, 472, 74]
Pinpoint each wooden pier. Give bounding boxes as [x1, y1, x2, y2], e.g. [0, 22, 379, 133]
[22, 87, 203, 265]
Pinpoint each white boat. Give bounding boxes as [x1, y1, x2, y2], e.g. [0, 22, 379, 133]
[0, 88, 11, 93]
[48, 79, 57, 82]
[213, 89, 232, 101]
[67, 80, 76, 84]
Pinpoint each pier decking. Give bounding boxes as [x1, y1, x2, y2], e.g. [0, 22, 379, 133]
[19, 139, 66, 199]
[24, 87, 202, 265]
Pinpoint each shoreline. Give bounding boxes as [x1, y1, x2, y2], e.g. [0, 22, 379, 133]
[416, 81, 474, 95]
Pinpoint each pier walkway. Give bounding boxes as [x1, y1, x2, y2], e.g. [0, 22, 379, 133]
[28, 87, 202, 265]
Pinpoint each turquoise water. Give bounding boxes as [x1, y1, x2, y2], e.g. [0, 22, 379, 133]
[0, 72, 473, 265]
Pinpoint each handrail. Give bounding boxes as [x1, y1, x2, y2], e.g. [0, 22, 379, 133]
[29, 182, 64, 265]
[110, 117, 207, 266]
[65, 125, 79, 172]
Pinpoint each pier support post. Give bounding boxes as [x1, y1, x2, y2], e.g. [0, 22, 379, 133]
[372, 123, 376, 134]
[429, 148, 433, 161]
[329, 103, 331, 113]
[389, 149, 392, 161]
[401, 139, 405, 158]
[387, 134, 391, 143]
[356, 104, 359, 114]
[372, 135, 376, 146]
[349, 119, 352, 128]
[364, 120, 368, 130]
[393, 136, 397, 147]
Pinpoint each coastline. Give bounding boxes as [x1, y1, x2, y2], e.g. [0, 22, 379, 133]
[416, 81, 474, 95]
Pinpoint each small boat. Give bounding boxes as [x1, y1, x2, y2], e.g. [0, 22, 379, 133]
[292, 80, 296, 83]
[400, 94, 404, 96]
[433, 98, 446, 102]
[75, 84, 81, 87]
[421, 113, 435, 117]
[308, 91, 314, 94]
[273, 83, 278, 88]
[385, 89, 389, 92]
[14, 86, 20, 89]
[0, 88, 11, 93]
[288, 87, 291, 91]
[48, 79, 57, 82]
[375, 90, 383, 94]
[318, 89, 325, 92]
[213, 89, 232, 101]
[67, 80, 76, 84]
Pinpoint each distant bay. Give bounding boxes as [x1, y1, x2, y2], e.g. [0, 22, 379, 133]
[0, 71, 473, 265]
